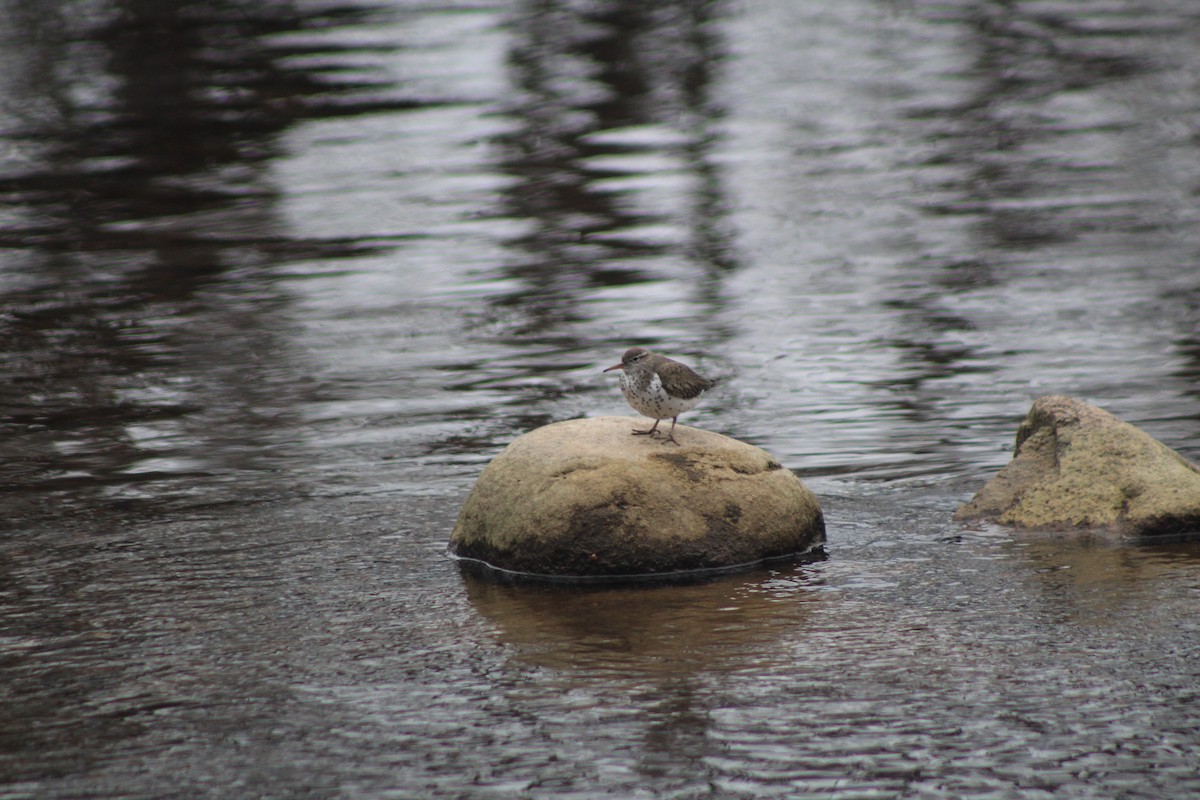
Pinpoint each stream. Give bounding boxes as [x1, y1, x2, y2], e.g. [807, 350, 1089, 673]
[2, 1, 1199, 797]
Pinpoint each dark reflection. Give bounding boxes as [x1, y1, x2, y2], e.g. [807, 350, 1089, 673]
[869, 1, 1198, 456]
[463, 565, 818, 785]
[1017, 536, 1200, 625]
[494, 0, 729, 296]
[493, 0, 735, 321]
[0, 0, 405, 517]
[1169, 282, 1200, 436]
[0, 3, 427, 780]
[909, 1, 1149, 289]
[916, 2, 1150, 255]
[462, 566, 818, 672]
[635, 684, 713, 787]
[0, 1, 397, 251]
[428, 0, 738, 454]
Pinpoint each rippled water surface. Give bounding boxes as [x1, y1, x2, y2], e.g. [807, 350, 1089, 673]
[3, 1, 1200, 797]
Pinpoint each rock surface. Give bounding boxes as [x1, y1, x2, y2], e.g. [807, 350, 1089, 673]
[955, 395, 1200, 536]
[450, 416, 825, 579]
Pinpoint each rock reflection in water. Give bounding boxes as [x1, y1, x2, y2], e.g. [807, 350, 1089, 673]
[1015, 536, 1200, 628]
[463, 567, 820, 675]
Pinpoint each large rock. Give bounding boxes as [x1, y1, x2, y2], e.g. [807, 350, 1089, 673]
[955, 395, 1200, 536]
[450, 416, 825, 579]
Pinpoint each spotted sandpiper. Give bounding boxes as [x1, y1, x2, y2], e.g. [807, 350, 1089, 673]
[603, 346, 717, 444]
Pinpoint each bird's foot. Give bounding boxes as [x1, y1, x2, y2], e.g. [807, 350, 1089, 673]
[631, 427, 660, 437]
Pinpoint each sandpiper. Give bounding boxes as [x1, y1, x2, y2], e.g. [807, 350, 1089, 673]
[603, 346, 717, 444]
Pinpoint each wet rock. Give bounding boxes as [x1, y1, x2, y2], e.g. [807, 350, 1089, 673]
[450, 416, 825, 579]
[955, 395, 1200, 536]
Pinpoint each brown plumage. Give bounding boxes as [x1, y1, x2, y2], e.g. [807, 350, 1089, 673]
[603, 347, 717, 444]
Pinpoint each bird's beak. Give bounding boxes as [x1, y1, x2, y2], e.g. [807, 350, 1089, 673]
[603, 363, 623, 373]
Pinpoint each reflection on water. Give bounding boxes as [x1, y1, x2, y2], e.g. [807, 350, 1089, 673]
[497, 0, 734, 285]
[1015, 535, 1200, 627]
[0, 0, 402, 518]
[464, 566, 819, 674]
[709, 0, 1200, 475]
[1, 0, 1199, 797]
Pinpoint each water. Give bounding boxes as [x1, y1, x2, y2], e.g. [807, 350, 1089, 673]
[2, 0, 1199, 797]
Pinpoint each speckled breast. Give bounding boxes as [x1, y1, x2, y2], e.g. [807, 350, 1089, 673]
[619, 372, 703, 420]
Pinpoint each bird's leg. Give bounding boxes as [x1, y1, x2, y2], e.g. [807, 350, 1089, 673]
[632, 419, 661, 437]
[663, 417, 681, 445]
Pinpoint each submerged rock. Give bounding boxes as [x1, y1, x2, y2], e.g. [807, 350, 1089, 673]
[955, 395, 1200, 537]
[450, 416, 825, 580]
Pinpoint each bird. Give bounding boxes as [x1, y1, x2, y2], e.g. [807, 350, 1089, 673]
[603, 346, 717, 444]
